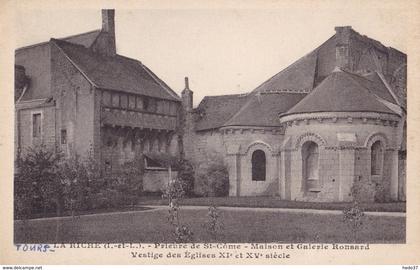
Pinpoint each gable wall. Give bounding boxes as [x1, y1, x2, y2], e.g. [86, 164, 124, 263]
[51, 43, 96, 159]
[15, 44, 51, 101]
[16, 105, 56, 157]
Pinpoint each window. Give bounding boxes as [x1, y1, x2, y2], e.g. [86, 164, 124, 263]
[128, 95, 136, 109]
[61, 129, 67, 144]
[120, 94, 128, 108]
[32, 113, 41, 138]
[149, 98, 157, 112]
[102, 91, 111, 106]
[136, 96, 143, 110]
[302, 141, 319, 191]
[252, 150, 266, 181]
[371, 141, 382, 175]
[143, 97, 149, 111]
[111, 93, 120, 107]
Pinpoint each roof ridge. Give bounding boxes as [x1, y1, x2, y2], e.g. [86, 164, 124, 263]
[343, 71, 396, 112]
[16, 29, 101, 52]
[222, 94, 254, 127]
[139, 63, 180, 100]
[50, 39, 98, 88]
[250, 35, 334, 95]
[204, 93, 249, 99]
[281, 70, 397, 117]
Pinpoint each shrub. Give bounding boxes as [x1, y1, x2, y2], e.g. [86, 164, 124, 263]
[59, 156, 91, 216]
[342, 201, 365, 243]
[195, 153, 229, 197]
[162, 179, 194, 242]
[350, 176, 375, 202]
[15, 146, 64, 219]
[203, 205, 224, 240]
[177, 159, 195, 197]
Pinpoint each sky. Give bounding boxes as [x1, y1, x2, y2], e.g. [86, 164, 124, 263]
[15, 5, 408, 106]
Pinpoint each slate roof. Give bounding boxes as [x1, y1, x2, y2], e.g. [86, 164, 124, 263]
[359, 72, 398, 104]
[194, 94, 249, 131]
[15, 29, 101, 52]
[52, 39, 179, 101]
[224, 91, 306, 127]
[252, 48, 319, 94]
[282, 68, 398, 116]
[16, 30, 102, 101]
[144, 152, 179, 170]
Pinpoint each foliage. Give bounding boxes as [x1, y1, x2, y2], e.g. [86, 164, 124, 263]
[162, 179, 194, 242]
[202, 205, 224, 240]
[15, 146, 144, 219]
[195, 152, 229, 197]
[350, 176, 375, 203]
[344, 179, 366, 243]
[373, 182, 391, 203]
[59, 156, 90, 217]
[177, 159, 195, 197]
[15, 146, 64, 219]
[342, 201, 365, 243]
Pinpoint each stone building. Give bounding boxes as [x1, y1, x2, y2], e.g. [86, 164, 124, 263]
[15, 10, 406, 202]
[15, 10, 181, 189]
[183, 26, 406, 202]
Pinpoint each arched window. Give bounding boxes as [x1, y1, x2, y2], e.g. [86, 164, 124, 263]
[302, 141, 319, 191]
[371, 141, 383, 175]
[252, 150, 266, 181]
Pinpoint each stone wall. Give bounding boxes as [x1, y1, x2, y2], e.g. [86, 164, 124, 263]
[16, 105, 56, 156]
[143, 170, 177, 192]
[222, 128, 283, 196]
[51, 42, 95, 159]
[281, 112, 401, 202]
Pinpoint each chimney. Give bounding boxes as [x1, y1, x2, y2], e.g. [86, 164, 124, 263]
[335, 26, 352, 70]
[102, 9, 115, 34]
[92, 9, 116, 56]
[181, 77, 193, 111]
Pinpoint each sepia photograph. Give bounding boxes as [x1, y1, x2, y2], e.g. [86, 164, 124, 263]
[2, 0, 419, 266]
[12, 7, 407, 244]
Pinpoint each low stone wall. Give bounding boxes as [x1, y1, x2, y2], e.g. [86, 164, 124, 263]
[143, 169, 178, 192]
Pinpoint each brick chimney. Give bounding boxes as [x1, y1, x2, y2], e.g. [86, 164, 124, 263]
[335, 26, 352, 70]
[181, 77, 193, 112]
[92, 9, 116, 56]
[102, 9, 115, 34]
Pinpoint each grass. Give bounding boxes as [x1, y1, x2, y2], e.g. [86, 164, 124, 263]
[15, 207, 405, 243]
[138, 196, 406, 213]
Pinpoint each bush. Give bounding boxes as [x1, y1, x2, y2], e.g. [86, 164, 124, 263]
[350, 176, 375, 202]
[162, 179, 194, 242]
[177, 159, 195, 196]
[15, 146, 145, 219]
[195, 153, 229, 197]
[88, 161, 142, 210]
[203, 205, 224, 240]
[15, 146, 64, 219]
[60, 156, 91, 215]
[342, 201, 365, 243]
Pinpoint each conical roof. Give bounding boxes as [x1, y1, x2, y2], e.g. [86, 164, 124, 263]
[283, 68, 398, 116]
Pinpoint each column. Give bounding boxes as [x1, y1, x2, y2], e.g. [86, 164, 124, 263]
[338, 148, 355, 202]
[390, 149, 399, 201]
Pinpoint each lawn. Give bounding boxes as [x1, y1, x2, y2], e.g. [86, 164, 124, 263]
[138, 196, 406, 213]
[15, 207, 405, 243]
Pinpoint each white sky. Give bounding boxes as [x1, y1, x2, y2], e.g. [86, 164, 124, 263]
[15, 6, 408, 106]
